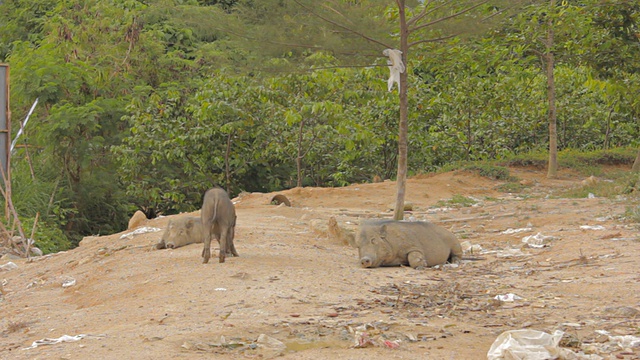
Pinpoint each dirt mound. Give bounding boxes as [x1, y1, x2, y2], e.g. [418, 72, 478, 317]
[1, 168, 639, 359]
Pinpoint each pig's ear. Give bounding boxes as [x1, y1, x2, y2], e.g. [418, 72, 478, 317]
[380, 225, 387, 238]
[185, 218, 194, 229]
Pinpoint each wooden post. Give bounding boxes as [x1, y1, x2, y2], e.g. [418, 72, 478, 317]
[0, 64, 10, 220]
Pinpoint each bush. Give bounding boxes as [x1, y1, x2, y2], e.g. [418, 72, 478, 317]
[16, 217, 72, 254]
[462, 164, 516, 181]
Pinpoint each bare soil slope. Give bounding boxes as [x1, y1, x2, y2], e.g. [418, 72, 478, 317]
[1, 168, 639, 360]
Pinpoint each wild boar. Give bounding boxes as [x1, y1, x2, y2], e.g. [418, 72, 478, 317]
[356, 220, 462, 269]
[201, 187, 238, 264]
[155, 216, 203, 250]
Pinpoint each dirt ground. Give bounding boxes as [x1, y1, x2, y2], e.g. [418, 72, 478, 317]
[1, 167, 639, 360]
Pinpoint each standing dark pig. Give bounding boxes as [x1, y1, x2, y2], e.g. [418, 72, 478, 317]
[201, 187, 238, 264]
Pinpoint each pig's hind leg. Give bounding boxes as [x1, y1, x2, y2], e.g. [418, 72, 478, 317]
[407, 251, 428, 269]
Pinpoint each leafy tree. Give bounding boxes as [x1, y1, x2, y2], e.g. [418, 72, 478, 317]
[3, 0, 232, 245]
[220, 0, 524, 219]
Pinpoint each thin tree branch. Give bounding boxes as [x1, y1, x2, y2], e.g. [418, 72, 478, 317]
[309, 64, 389, 70]
[408, 34, 459, 48]
[408, 0, 452, 27]
[320, 3, 356, 26]
[409, 1, 490, 33]
[221, 27, 324, 50]
[292, 0, 393, 49]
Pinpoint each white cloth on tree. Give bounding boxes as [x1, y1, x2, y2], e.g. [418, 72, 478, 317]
[383, 49, 404, 92]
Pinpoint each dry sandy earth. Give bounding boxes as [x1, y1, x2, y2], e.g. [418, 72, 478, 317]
[1, 167, 639, 360]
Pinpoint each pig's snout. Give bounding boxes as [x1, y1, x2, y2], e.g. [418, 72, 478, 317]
[360, 257, 373, 268]
[166, 243, 175, 249]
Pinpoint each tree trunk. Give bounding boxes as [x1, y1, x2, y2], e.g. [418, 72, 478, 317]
[225, 132, 232, 194]
[604, 106, 614, 150]
[393, 2, 409, 221]
[632, 149, 640, 172]
[546, 0, 558, 179]
[296, 119, 305, 188]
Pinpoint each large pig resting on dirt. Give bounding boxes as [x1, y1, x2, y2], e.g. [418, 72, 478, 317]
[356, 220, 462, 269]
[155, 216, 204, 250]
[201, 187, 238, 264]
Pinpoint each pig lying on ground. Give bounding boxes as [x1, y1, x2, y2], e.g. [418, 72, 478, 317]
[356, 220, 462, 269]
[201, 187, 238, 264]
[155, 216, 203, 250]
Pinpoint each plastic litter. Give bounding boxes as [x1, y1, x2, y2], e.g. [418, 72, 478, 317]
[580, 225, 605, 231]
[256, 334, 287, 351]
[595, 330, 640, 349]
[23, 334, 106, 350]
[62, 277, 76, 288]
[0, 262, 18, 271]
[494, 293, 523, 302]
[521, 233, 556, 248]
[487, 329, 603, 360]
[494, 248, 528, 258]
[382, 48, 404, 92]
[501, 228, 532, 235]
[350, 323, 401, 349]
[119, 227, 162, 239]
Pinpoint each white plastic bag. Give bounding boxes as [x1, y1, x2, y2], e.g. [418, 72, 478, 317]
[487, 329, 565, 360]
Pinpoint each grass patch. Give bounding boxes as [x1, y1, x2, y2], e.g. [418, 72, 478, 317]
[499, 148, 637, 175]
[435, 194, 478, 208]
[561, 172, 640, 199]
[496, 182, 527, 193]
[5, 321, 29, 334]
[462, 164, 517, 181]
[624, 205, 640, 223]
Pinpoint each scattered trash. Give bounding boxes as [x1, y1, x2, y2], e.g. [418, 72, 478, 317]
[588, 193, 596, 199]
[580, 225, 606, 231]
[608, 237, 638, 241]
[561, 322, 582, 328]
[493, 248, 528, 258]
[487, 329, 602, 360]
[0, 262, 18, 271]
[61, 277, 76, 288]
[353, 331, 375, 348]
[434, 263, 459, 269]
[23, 334, 106, 350]
[214, 288, 227, 291]
[521, 233, 556, 248]
[256, 334, 286, 356]
[494, 293, 523, 302]
[382, 339, 400, 349]
[501, 227, 532, 235]
[350, 324, 401, 350]
[119, 227, 162, 239]
[595, 330, 640, 349]
[426, 207, 453, 213]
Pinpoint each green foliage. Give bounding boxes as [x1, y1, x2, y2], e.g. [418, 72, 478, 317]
[462, 164, 515, 181]
[500, 148, 637, 173]
[8, 159, 73, 252]
[624, 205, 640, 223]
[495, 182, 527, 193]
[561, 171, 640, 200]
[435, 194, 478, 208]
[19, 217, 72, 254]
